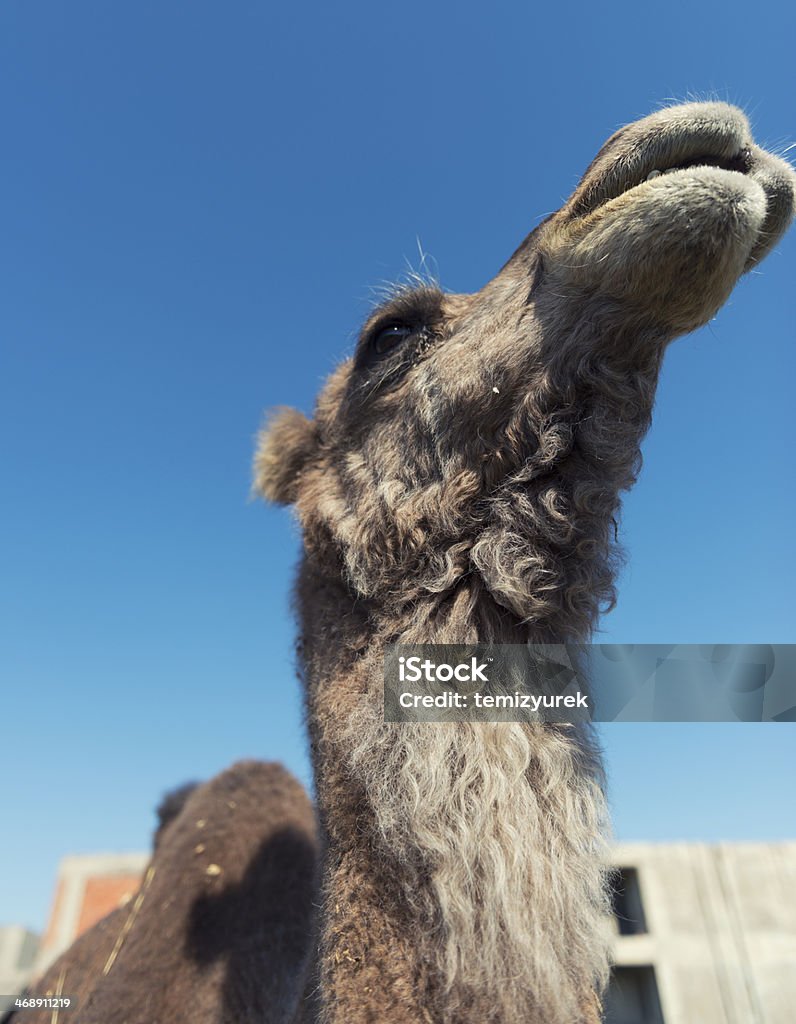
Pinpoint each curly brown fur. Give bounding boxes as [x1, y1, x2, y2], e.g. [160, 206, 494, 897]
[256, 103, 794, 1024]
[9, 762, 319, 1024]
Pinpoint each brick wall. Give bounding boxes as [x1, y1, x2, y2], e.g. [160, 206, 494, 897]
[76, 874, 142, 935]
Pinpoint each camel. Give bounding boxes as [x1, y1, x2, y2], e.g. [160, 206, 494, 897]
[254, 102, 795, 1024]
[6, 761, 318, 1024]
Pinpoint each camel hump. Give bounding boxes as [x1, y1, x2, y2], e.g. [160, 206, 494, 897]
[9, 761, 319, 1024]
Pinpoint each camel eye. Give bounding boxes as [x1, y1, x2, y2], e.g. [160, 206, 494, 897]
[371, 323, 414, 355]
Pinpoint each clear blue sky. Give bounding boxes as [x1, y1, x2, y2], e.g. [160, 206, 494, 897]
[1, 1, 794, 933]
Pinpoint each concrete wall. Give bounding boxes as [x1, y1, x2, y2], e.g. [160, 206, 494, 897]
[608, 842, 796, 1024]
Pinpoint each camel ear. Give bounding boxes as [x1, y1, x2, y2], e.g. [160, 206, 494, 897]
[253, 407, 317, 505]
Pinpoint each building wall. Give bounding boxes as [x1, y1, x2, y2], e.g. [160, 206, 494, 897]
[608, 842, 796, 1024]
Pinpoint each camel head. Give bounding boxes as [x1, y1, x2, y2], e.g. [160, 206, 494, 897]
[256, 102, 794, 634]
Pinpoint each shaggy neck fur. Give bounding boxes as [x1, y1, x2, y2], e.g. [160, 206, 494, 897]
[293, 324, 658, 1023]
